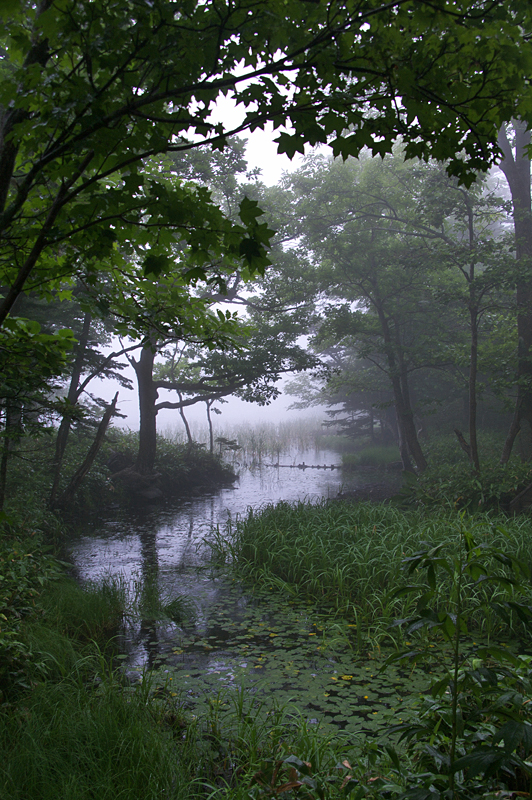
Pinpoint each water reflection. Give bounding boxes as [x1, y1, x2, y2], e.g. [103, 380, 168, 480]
[67, 449, 395, 668]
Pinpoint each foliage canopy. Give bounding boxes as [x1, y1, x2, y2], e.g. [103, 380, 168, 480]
[1, 0, 532, 327]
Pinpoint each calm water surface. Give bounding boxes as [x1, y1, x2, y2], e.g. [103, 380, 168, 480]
[67, 450, 397, 671]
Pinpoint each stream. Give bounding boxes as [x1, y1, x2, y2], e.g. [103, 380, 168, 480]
[66, 450, 419, 740]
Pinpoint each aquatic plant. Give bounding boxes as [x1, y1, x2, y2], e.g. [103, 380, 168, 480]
[163, 418, 330, 465]
[209, 501, 532, 643]
[128, 569, 196, 626]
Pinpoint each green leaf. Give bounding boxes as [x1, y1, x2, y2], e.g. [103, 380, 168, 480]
[239, 196, 265, 226]
[142, 253, 171, 279]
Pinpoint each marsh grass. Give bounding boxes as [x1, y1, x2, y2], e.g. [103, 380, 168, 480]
[40, 576, 127, 640]
[0, 656, 363, 800]
[174, 687, 361, 800]
[209, 500, 532, 644]
[164, 418, 329, 464]
[0, 668, 188, 800]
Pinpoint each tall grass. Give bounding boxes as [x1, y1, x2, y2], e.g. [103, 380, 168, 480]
[0, 666, 364, 800]
[208, 500, 532, 643]
[127, 569, 196, 625]
[163, 418, 330, 464]
[0, 668, 189, 800]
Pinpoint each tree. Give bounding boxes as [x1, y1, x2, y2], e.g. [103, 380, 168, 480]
[280, 153, 515, 471]
[47, 300, 135, 507]
[1, 0, 532, 331]
[129, 312, 316, 474]
[422, 175, 516, 472]
[286, 355, 399, 444]
[2, 0, 532, 497]
[280, 155, 441, 470]
[497, 122, 532, 463]
[0, 315, 74, 508]
[112, 139, 317, 476]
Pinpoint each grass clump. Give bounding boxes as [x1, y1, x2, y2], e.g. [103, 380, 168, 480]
[38, 576, 127, 641]
[209, 500, 532, 643]
[129, 569, 196, 625]
[0, 670, 188, 800]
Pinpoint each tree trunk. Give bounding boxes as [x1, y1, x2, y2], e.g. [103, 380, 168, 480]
[49, 311, 92, 507]
[383, 338, 416, 473]
[133, 344, 158, 474]
[464, 195, 481, 473]
[387, 313, 427, 471]
[468, 306, 480, 472]
[397, 352, 428, 471]
[0, 402, 22, 511]
[53, 393, 118, 509]
[178, 394, 193, 451]
[206, 400, 214, 453]
[0, 401, 23, 512]
[498, 122, 532, 463]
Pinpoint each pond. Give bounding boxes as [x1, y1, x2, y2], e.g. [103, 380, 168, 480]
[67, 449, 421, 741]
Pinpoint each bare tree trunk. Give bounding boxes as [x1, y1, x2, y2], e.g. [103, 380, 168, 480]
[49, 311, 92, 507]
[501, 404, 521, 465]
[53, 393, 118, 510]
[178, 394, 193, 451]
[397, 354, 428, 471]
[132, 344, 158, 475]
[498, 122, 532, 463]
[463, 194, 481, 473]
[454, 428, 472, 459]
[468, 306, 480, 472]
[206, 400, 214, 453]
[0, 401, 23, 512]
[381, 312, 427, 472]
[0, 425, 8, 512]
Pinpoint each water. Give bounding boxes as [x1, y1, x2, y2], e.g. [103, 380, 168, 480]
[66, 449, 398, 671]
[65, 454, 416, 738]
[69, 449, 349, 581]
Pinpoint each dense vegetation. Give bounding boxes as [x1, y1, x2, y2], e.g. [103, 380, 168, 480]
[3, 2, 532, 798]
[4, 476, 532, 799]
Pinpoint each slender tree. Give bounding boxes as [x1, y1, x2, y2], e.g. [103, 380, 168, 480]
[281, 154, 515, 471]
[498, 122, 532, 463]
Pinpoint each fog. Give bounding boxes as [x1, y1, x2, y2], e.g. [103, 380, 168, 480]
[91, 363, 322, 434]
[89, 122, 317, 435]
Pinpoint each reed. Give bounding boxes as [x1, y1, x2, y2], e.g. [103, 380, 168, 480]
[163, 418, 330, 463]
[210, 501, 532, 643]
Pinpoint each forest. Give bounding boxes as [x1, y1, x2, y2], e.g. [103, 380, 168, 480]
[3, 1, 532, 798]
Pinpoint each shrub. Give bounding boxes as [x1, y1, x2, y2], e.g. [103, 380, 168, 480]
[0, 532, 62, 697]
[400, 460, 532, 512]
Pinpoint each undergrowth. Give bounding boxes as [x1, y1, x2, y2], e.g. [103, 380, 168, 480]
[342, 445, 400, 469]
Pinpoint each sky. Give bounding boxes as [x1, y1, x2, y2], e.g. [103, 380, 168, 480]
[210, 92, 306, 186]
